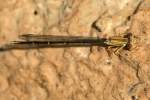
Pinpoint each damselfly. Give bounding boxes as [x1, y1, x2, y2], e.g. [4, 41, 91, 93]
[0, 33, 132, 54]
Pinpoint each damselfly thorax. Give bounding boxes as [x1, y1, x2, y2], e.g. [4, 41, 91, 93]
[104, 33, 132, 54]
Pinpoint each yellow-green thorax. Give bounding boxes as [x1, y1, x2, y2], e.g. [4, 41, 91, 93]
[104, 36, 128, 47]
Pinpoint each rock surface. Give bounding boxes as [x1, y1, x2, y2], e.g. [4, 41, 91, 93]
[0, 0, 150, 100]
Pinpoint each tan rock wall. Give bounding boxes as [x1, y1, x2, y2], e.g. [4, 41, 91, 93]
[1, 0, 150, 100]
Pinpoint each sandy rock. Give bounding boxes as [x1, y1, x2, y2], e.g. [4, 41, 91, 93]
[0, 0, 150, 100]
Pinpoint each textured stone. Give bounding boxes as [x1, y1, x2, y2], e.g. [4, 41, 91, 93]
[0, 0, 150, 100]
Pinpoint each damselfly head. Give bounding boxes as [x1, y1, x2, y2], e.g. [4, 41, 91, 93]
[124, 32, 144, 50]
